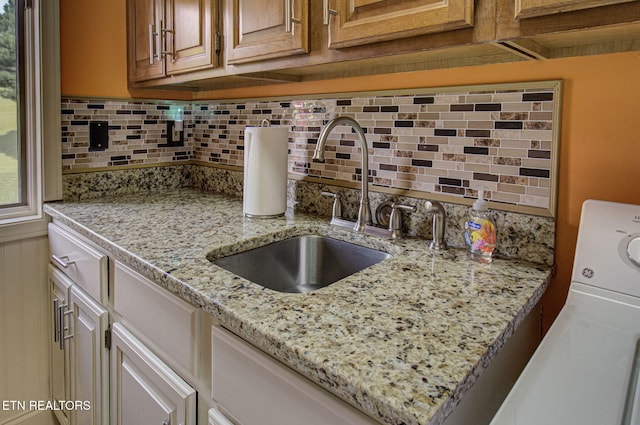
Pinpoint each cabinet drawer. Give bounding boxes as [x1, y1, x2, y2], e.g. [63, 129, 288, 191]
[113, 261, 198, 376]
[211, 326, 379, 425]
[48, 223, 108, 304]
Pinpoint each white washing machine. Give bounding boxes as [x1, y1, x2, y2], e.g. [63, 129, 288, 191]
[490, 200, 640, 425]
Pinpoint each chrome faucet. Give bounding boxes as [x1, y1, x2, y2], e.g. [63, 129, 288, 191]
[313, 117, 372, 232]
[425, 200, 447, 250]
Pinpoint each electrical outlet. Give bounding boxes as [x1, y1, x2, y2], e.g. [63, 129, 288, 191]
[174, 120, 184, 143]
[162, 120, 184, 147]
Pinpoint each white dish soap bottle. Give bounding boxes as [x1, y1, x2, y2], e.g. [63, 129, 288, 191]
[463, 189, 497, 263]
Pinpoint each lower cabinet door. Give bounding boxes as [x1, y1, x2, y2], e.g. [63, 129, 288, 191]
[49, 267, 72, 425]
[69, 284, 109, 425]
[110, 322, 196, 425]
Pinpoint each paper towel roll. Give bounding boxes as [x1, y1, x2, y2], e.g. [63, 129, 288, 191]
[243, 126, 289, 217]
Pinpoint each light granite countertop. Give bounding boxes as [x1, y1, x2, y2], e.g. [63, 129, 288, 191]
[44, 189, 551, 425]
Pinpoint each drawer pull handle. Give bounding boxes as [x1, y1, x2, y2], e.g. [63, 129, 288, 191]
[51, 254, 75, 269]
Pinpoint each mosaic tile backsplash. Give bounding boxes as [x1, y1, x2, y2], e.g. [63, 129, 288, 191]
[61, 82, 558, 213]
[61, 99, 194, 168]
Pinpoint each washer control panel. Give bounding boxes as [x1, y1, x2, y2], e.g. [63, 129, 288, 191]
[572, 200, 640, 298]
[620, 233, 640, 270]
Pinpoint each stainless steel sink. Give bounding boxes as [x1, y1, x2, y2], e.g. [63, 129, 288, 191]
[213, 235, 390, 293]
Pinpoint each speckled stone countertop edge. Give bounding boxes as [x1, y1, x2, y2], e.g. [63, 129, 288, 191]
[438, 275, 549, 420]
[43, 193, 552, 425]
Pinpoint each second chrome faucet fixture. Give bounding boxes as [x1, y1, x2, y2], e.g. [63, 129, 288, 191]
[315, 116, 447, 249]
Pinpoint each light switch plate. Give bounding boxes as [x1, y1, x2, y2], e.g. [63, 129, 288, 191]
[89, 121, 108, 151]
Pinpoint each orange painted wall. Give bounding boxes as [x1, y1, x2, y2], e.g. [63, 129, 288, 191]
[60, 0, 190, 100]
[60, 0, 129, 98]
[59, 1, 640, 330]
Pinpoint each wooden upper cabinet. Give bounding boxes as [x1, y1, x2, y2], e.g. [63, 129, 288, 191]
[127, 0, 219, 82]
[225, 0, 309, 64]
[326, 0, 475, 49]
[128, 0, 640, 89]
[166, 0, 217, 74]
[128, 0, 165, 82]
[514, 0, 638, 18]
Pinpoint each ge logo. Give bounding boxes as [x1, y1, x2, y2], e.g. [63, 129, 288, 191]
[582, 268, 594, 279]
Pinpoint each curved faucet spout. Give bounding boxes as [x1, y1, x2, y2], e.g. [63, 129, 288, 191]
[313, 116, 372, 232]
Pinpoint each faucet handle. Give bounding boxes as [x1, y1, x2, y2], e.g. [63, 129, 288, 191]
[321, 191, 343, 219]
[389, 202, 416, 239]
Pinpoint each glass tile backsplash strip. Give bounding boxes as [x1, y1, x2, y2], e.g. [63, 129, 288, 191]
[61, 98, 194, 169]
[61, 82, 559, 213]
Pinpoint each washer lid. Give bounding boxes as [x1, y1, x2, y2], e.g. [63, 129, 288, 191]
[572, 200, 640, 298]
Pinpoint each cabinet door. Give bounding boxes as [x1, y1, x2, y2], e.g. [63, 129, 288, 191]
[514, 0, 636, 18]
[50, 267, 73, 425]
[166, 0, 218, 74]
[225, 0, 309, 64]
[69, 285, 109, 425]
[111, 322, 196, 425]
[127, 0, 166, 82]
[327, 0, 474, 48]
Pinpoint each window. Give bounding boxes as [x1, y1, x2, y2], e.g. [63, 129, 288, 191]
[0, 0, 60, 231]
[0, 0, 23, 208]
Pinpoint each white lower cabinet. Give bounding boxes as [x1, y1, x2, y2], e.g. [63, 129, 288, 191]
[49, 221, 110, 425]
[48, 222, 208, 425]
[110, 322, 196, 425]
[50, 266, 73, 425]
[211, 326, 379, 425]
[69, 284, 109, 425]
[113, 261, 200, 378]
[49, 265, 109, 425]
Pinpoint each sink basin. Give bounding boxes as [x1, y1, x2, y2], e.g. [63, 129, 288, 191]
[213, 235, 390, 293]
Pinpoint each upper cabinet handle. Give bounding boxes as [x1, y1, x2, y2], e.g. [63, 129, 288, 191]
[323, 0, 337, 25]
[159, 19, 174, 61]
[157, 19, 163, 60]
[148, 23, 156, 64]
[285, 0, 301, 33]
